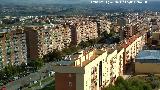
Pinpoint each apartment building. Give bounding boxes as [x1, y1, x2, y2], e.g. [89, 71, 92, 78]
[111, 23, 120, 33]
[11, 28, 27, 65]
[120, 19, 146, 41]
[25, 24, 71, 60]
[54, 24, 71, 48]
[116, 46, 125, 76]
[98, 20, 111, 35]
[24, 26, 40, 60]
[123, 24, 133, 38]
[53, 29, 148, 90]
[53, 45, 125, 90]
[151, 31, 160, 47]
[106, 48, 124, 84]
[70, 21, 98, 45]
[0, 28, 27, 69]
[121, 31, 146, 72]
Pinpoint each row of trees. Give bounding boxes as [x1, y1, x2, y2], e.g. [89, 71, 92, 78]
[28, 58, 44, 70]
[99, 30, 120, 44]
[0, 59, 44, 85]
[43, 46, 80, 62]
[101, 30, 116, 38]
[78, 38, 100, 48]
[0, 63, 27, 79]
[105, 76, 152, 90]
[43, 49, 64, 62]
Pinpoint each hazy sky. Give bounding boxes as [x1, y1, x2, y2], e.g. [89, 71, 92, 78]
[1, 0, 159, 4]
[1, 0, 87, 4]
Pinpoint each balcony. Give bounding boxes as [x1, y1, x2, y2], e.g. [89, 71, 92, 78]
[7, 51, 11, 55]
[110, 65, 114, 69]
[110, 60, 113, 64]
[110, 71, 113, 76]
[91, 77, 97, 83]
[91, 81, 97, 89]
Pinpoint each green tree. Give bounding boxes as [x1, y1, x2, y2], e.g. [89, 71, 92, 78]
[150, 80, 160, 89]
[62, 45, 79, 55]
[105, 76, 152, 90]
[28, 58, 44, 71]
[0, 70, 5, 80]
[4, 63, 15, 77]
[20, 62, 27, 72]
[143, 84, 152, 90]
[43, 49, 63, 62]
[16, 65, 22, 75]
[78, 41, 90, 48]
[101, 31, 116, 38]
[34, 58, 44, 69]
[114, 76, 125, 85]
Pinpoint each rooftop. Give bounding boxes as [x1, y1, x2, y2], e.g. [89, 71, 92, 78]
[136, 50, 160, 63]
[56, 48, 105, 67]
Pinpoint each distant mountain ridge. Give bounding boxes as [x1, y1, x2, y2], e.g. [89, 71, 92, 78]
[0, 0, 88, 5]
[0, 0, 160, 16]
[1, 0, 160, 5]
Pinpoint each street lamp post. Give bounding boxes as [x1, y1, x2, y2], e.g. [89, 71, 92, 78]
[40, 79, 42, 88]
[29, 78, 31, 86]
[39, 72, 42, 88]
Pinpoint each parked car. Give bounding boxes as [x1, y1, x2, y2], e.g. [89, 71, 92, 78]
[14, 76, 19, 80]
[33, 80, 38, 84]
[49, 71, 55, 76]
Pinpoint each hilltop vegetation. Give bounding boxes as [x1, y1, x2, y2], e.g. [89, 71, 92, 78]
[106, 75, 160, 90]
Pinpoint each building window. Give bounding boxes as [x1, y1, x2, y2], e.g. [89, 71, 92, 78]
[69, 74, 72, 77]
[68, 82, 72, 87]
[86, 81, 87, 86]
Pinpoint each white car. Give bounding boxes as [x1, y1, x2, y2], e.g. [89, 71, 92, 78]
[49, 71, 55, 76]
[14, 77, 19, 80]
[33, 80, 38, 84]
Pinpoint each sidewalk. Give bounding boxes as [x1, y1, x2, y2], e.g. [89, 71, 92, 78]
[23, 76, 54, 90]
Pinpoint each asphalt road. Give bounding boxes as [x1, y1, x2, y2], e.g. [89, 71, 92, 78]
[23, 77, 55, 90]
[3, 62, 55, 90]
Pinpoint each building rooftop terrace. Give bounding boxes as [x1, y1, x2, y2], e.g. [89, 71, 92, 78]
[56, 48, 105, 67]
[136, 50, 160, 63]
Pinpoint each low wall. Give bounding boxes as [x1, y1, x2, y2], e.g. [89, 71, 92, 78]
[135, 62, 160, 74]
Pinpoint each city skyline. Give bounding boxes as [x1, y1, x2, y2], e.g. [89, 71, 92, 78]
[0, 0, 160, 90]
